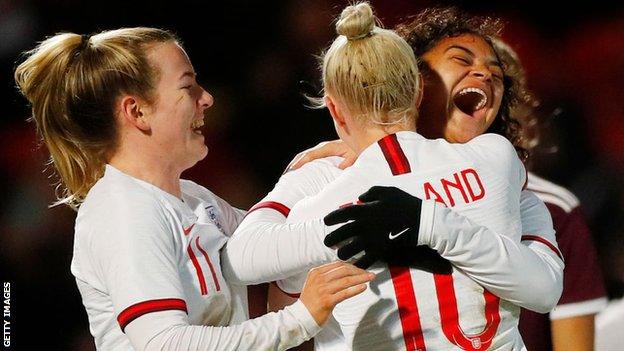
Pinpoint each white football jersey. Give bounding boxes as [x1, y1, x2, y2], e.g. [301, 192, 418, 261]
[71, 165, 320, 350]
[283, 132, 526, 350]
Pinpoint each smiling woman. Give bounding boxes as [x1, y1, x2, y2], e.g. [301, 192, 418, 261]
[106, 40, 213, 197]
[13, 27, 373, 350]
[420, 34, 505, 143]
[396, 7, 526, 160]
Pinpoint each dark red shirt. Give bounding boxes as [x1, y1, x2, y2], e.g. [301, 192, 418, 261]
[519, 173, 607, 351]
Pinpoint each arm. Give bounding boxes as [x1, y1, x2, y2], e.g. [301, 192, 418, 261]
[551, 316, 595, 351]
[324, 186, 564, 313]
[126, 262, 372, 351]
[547, 204, 607, 351]
[420, 191, 563, 312]
[94, 196, 371, 351]
[125, 300, 319, 351]
[222, 204, 337, 285]
[222, 159, 341, 285]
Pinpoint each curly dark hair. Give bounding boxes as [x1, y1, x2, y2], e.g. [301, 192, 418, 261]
[395, 7, 528, 161]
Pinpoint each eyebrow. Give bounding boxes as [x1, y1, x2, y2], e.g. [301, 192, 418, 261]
[179, 71, 196, 80]
[444, 45, 502, 69]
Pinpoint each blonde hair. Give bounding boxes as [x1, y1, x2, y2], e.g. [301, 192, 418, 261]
[14, 27, 177, 209]
[314, 2, 420, 126]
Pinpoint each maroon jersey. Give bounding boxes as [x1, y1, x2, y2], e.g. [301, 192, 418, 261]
[519, 173, 607, 351]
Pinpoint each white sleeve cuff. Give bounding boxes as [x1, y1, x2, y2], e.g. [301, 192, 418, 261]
[417, 199, 437, 246]
[287, 299, 322, 338]
[550, 297, 608, 320]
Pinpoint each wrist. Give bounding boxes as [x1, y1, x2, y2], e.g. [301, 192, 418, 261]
[416, 199, 437, 246]
[289, 299, 322, 337]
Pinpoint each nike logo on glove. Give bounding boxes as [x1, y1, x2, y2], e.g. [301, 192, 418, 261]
[388, 227, 410, 240]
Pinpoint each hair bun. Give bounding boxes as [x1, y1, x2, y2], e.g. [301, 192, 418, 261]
[336, 2, 375, 41]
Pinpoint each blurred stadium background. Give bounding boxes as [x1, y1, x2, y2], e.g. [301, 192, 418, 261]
[1, 0, 623, 349]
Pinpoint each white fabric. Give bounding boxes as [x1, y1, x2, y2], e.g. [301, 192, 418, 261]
[595, 298, 624, 351]
[419, 190, 564, 313]
[550, 297, 609, 320]
[221, 158, 342, 285]
[282, 132, 527, 350]
[225, 132, 564, 350]
[225, 132, 563, 350]
[71, 165, 320, 350]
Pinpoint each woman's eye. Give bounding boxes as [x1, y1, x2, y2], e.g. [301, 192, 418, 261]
[452, 56, 470, 65]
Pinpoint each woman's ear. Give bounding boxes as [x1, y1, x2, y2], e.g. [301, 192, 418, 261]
[119, 95, 150, 131]
[325, 95, 346, 128]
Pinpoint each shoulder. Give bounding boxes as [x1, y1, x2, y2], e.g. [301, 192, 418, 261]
[77, 170, 176, 246]
[287, 156, 343, 177]
[279, 156, 344, 196]
[83, 170, 168, 217]
[180, 179, 236, 213]
[526, 172, 580, 213]
[465, 133, 517, 156]
[180, 179, 217, 201]
[470, 132, 514, 145]
[307, 156, 344, 169]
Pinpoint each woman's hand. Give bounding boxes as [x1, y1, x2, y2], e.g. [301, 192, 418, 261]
[299, 261, 374, 326]
[286, 140, 357, 172]
[323, 186, 423, 269]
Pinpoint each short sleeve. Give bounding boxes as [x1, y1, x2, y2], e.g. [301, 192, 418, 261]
[85, 193, 188, 332]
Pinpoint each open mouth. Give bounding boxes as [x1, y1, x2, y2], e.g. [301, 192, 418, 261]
[453, 87, 488, 116]
[191, 119, 204, 135]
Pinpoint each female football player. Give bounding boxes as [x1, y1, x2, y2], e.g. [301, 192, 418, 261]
[14, 27, 374, 350]
[224, 3, 563, 350]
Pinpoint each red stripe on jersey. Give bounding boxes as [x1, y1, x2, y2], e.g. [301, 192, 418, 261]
[187, 243, 208, 295]
[337, 134, 427, 349]
[521, 235, 564, 261]
[434, 274, 501, 351]
[248, 201, 290, 217]
[270, 281, 301, 298]
[196, 237, 221, 292]
[378, 134, 411, 175]
[390, 266, 427, 351]
[378, 136, 424, 350]
[117, 298, 187, 332]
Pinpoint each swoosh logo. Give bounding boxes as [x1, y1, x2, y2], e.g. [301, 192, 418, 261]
[183, 223, 196, 236]
[388, 227, 410, 240]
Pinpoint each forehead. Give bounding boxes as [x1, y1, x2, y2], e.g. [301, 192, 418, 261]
[147, 41, 193, 80]
[428, 34, 496, 58]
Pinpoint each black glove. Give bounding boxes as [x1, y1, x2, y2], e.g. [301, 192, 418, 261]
[323, 186, 422, 269]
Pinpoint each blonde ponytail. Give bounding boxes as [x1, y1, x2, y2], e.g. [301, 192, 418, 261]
[15, 28, 176, 209]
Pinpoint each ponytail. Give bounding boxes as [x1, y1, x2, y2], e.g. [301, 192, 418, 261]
[15, 28, 176, 209]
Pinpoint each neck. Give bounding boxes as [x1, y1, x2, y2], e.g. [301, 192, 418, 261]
[350, 119, 416, 155]
[108, 145, 183, 199]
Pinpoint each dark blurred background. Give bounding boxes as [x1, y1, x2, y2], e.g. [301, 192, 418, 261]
[1, 0, 623, 349]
